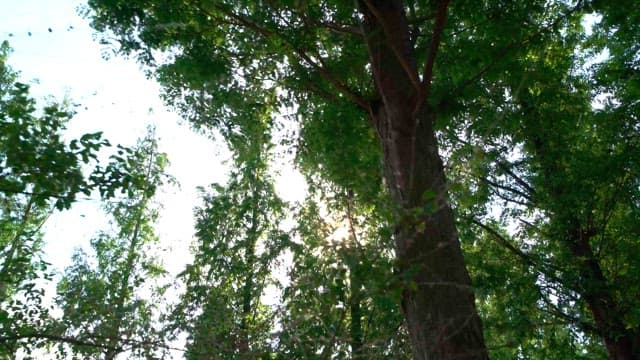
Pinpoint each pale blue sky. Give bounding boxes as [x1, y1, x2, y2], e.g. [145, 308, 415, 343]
[1, 3, 305, 356]
[0, 0, 227, 277]
[0, 0, 305, 289]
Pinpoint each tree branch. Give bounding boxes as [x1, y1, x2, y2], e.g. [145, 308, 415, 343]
[192, 1, 371, 112]
[447, 1, 586, 101]
[361, 0, 422, 92]
[536, 288, 600, 335]
[492, 190, 530, 207]
[0, 331, 189, 356]
[414, 0, 450, 116]
[319, 21, 363, 37]
[0, 332, 121, 352]
[472, 219, 568, 288]
[471, 219, 535, 267]
[496, 161, 536, 197]
[483, 177, 533, 203]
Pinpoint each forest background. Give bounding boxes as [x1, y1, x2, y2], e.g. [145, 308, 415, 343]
[0, 0, 639, 359]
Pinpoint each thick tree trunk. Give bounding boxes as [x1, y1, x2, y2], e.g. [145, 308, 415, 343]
[373, 106, 487, 359]
[359, 1, 488, 358]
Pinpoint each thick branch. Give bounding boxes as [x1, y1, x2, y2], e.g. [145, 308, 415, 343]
[362, 0, 421, 92]
[193, 1, 370, 112]
[415, 0, 451, 115]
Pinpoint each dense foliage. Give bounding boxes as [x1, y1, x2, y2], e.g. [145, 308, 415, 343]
[0, 40, 111, 359]
[0, 44, 169, 359]
[56, 129, 171, 359]
[1, 0, 639, 359]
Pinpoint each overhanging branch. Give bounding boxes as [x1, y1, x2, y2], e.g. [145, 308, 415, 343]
[190, 1, 371, 113]
[0, 332, 121, 352]
[447, 0, 587, 101]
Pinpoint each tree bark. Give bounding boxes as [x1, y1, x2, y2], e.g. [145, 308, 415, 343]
[358, 1, 488, 358]
[567, 224, 640, 360]
[349, 269, 363, 358]
[524, 106, 640, 359]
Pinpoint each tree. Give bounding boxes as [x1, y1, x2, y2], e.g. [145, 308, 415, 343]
[85, 1, 490, 357]
[172, 103, 288, 359]
[0, 40, 110, 359]
[56, 129, 171, 359]
[277, 190, 411, 359]
[84, 0, 639, 358]
[440, 2, 640, 357]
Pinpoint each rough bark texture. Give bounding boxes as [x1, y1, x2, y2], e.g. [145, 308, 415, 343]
[358, 1, 488, 358]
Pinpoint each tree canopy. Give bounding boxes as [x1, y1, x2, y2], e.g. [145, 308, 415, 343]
[1, 0, 639, 359]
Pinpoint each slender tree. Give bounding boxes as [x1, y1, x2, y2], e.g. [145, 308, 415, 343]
[173, 103, 288, 359]
[56, 129, 171, 359]
[0, 41, 111, 359]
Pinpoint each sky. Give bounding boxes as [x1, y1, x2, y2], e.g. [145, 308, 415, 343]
[0, 0, 233, 279]
[1, 0, 307, 314]
[3, 1, 311, 357]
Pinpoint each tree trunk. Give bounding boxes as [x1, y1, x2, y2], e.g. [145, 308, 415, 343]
[522, 104, 640, 359]
[237, 168, 263, 358]
[349, 262, 363, 358]
[359, 1, 488, 358]
[568, 224, 640, 360]
[377, 106, 487, 359]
